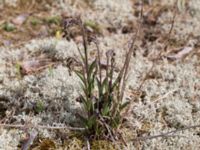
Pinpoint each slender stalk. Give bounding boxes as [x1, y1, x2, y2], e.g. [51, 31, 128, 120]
[109, 52, 115, 94]
[78, 18, 93, 104]
[94, 40, 102, 112]
[105, 52, 110, 101]
[80, 21, 89, 77]
[119, 31, 138, 102]
[94, 41, 102, 85]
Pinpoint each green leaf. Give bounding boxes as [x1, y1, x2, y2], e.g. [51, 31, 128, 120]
[95, 124, 102, 137]
[89, 71, 96, 90]
[87, 115, 97, 130]
[102, 104, 110, 116]
[111, 76, 121, 91]
[80, 96, 93, 114]
[78, 82, 88, 98]
[84, 60, 97, 97]
[87, 82, 93, 98]
[76, 113, 87, 124]
[96, 77, 103, 97]
[30, 17, 42, 26]
[79, 95, 87, 104]
[111, 114, 121, 128]
[3, 22, 15, 32]
[45, 16, 61, 25]
[89, 60, 97, 76]
[75, 70, 85, 84]
[35, 100, 44, 113]
[102, 78, 109, 93]
[84, 20, 100, 33]
[80, 95, 94, 114]
[15, 62, 22, 79]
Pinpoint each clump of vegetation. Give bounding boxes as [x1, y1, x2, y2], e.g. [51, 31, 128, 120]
[45, 16, 61, 25]
[30, 17, 42, 26]
[34, 100, 45, 114]
[3, 22, 15, 32]
[64, 17, 136, 141]
[84, 20, 101, 34]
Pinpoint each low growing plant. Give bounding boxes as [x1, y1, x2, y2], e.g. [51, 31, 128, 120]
[64, 17, 137, 140]
[3, 22, 15, 32]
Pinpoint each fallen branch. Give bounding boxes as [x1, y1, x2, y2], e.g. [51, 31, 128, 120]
[134, 124, 200, 141]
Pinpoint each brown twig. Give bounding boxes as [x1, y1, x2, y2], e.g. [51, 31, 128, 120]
[0, 123, 85, 131]
[119, 30, 139, 102]
[134, 124, 200, 141]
